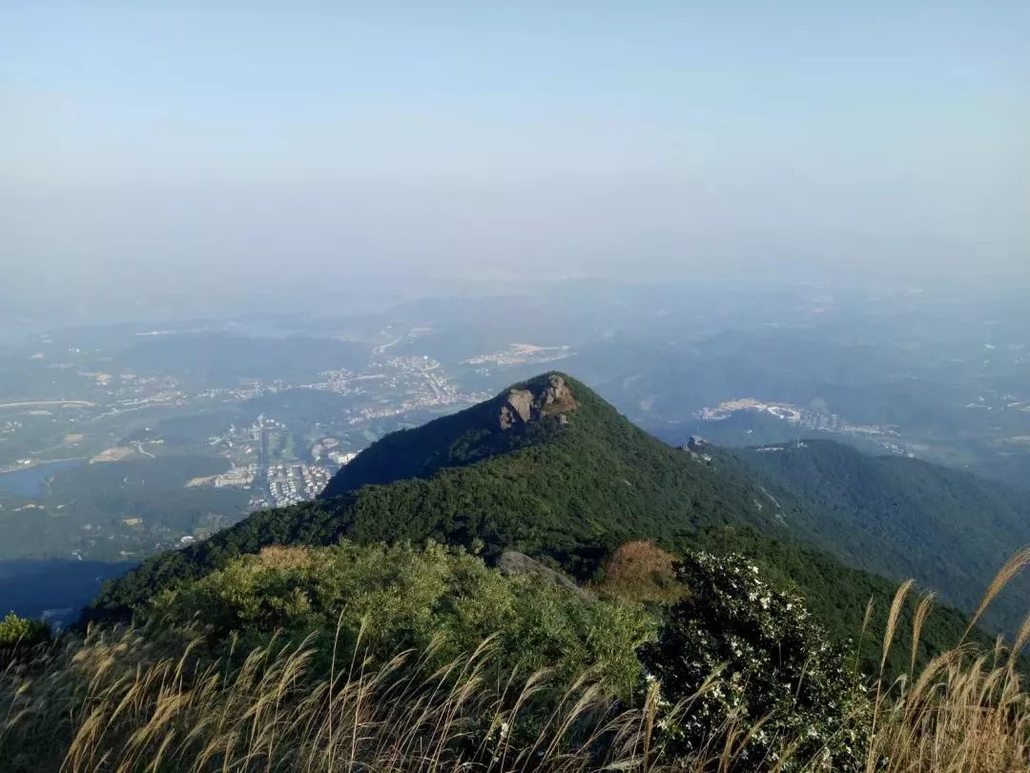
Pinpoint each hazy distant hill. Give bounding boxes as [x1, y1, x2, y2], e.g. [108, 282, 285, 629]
[0, 559, 135, 626]
[121, 333, 370, 385]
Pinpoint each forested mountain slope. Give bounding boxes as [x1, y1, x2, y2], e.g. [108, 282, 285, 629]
[737, 439, 1030, 633]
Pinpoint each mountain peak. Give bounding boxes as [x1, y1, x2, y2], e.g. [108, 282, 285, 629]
[96, 369, 785, 614]
[318, 371, 592, 498]
[498, 373, 578, 430]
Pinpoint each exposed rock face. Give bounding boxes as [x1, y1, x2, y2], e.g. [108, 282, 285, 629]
[685, 435, 709, 453]
[500, 389, 535, 429]
[498, 375, 578, 430]
[496, 550, 595, 602]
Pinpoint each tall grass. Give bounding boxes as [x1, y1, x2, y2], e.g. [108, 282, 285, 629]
[862, 550, 1030, 773]
[1, 623, 674, 772]
[1, 556, 1027, 771]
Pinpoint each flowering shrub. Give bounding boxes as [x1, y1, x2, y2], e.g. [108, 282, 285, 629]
[639, 551, 869, 770]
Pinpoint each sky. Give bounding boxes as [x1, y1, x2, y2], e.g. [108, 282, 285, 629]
[2, 1, 1028, 315]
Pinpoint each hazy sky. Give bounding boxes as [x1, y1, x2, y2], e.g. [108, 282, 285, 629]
[2, 1, 1028, 310]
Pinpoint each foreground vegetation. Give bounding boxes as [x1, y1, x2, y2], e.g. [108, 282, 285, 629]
[2, 542, 1027, 771]
[0, 611, 49, 649]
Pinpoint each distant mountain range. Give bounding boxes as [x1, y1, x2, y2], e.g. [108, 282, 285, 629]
[92, 372, 1023, 668]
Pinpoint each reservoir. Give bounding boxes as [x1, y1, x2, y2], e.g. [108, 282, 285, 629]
[0, 459, 85, 498]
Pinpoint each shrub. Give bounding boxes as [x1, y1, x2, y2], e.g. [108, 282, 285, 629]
[0, 612, 49, 650]
[639, 551, 869, 770]
[149, 541, 655, 699]
[596, 540, 684, 604]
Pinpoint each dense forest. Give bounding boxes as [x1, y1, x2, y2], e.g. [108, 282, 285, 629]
[735, 439, 1030, 634]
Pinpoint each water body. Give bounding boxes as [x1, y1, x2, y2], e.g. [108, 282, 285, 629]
[0, 458, 85, 498]
[0, 560, 136, 627]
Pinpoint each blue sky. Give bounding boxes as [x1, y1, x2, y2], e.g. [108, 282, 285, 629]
[2, 2, 1027, 303]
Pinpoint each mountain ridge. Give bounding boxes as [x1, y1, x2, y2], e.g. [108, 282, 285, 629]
[88, 372, 1007, 671]
[735, 438, 1030, 634]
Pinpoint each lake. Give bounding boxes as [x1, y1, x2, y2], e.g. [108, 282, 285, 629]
[0, 458, 85, 498]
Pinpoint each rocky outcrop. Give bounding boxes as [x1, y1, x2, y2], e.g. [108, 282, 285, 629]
[685, 435, 709, 453]
[500, 389, 535, 429]
[498, 374, 578, 430]
[496, 550, 595, 602]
